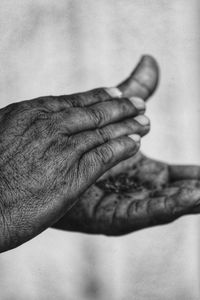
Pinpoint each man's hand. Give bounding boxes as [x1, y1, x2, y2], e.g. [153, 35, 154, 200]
[54, 152, 200, 235]
[0, 74, 150, 252]
[53, 55, 200, 235]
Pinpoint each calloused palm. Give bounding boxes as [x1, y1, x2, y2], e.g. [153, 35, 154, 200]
[53, 55, 200, 235]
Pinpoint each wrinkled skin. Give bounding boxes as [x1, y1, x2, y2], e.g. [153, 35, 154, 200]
[0, 58, 152, 252]
[54, 56, 200, 235]
[1, 54, 200, 252]
[54, 152, 200, 235]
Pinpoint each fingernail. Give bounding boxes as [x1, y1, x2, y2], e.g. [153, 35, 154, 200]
[105, 87, 123, 98]
[130, 97, 146, 112]
[130, 134, 141, 144]
[134, 115, 150, 126]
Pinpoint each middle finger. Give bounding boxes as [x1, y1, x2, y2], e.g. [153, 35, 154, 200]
[56, 97, 146, 134]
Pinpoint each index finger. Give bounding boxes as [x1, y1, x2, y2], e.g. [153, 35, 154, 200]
[57, 87, 122, 108]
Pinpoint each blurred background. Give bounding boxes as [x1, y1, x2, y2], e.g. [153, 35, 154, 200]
[0, 0, 200, 299]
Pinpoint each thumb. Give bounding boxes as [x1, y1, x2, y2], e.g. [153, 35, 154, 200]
[117, 55, 159, 100]
[169, 165, 200, 182]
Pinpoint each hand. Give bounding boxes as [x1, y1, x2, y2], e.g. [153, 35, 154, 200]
[0, 73, 149, 252]
[53, 55, 200, 235]
[54, 152, 200, 235]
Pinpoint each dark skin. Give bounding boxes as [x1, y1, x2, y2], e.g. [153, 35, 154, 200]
[1, 55, 200, 252]
[54, 55, 200, 235]
[0, 57, 150, 252]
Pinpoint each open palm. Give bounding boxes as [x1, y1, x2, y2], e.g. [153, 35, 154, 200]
[54, 151, 200, 235]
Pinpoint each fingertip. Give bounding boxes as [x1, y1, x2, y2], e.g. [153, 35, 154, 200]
[168, 186, 200, 216]
[140, 54, 159, 69]
[123, 136, 141, 159]
[135, 54, 160, 87]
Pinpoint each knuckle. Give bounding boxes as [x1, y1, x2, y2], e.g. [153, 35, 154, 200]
[92, 87, 105, 97]
[120, 98, 133, 110]
[67, 135, 76, 148]
[29, 96, 55, 110]
[65, 94, 80, 107]
[85, 88, 107, 102]
[95, 144, 114, 165]
[95, 128, 110, 143]
[67, 135, 84, 156]
[35, 110, 49, 121]
[93, 88, 110, 101]
[38, 96, 55, 106]
[89, 108, 106, 127]
[31, 112, 53, 138]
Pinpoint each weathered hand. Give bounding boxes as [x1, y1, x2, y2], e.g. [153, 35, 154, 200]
[53, 55, 200, 235]
[54, 152, 200, 235]
[0, 75, 149, 252]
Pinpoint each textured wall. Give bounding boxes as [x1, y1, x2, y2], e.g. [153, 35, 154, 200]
[0, 1, 200, 299]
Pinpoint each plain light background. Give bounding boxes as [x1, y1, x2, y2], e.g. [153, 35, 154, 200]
[0, 1, 200, 299]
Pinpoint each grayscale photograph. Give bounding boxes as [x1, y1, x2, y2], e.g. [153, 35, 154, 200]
[0, 1, 199, 299]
